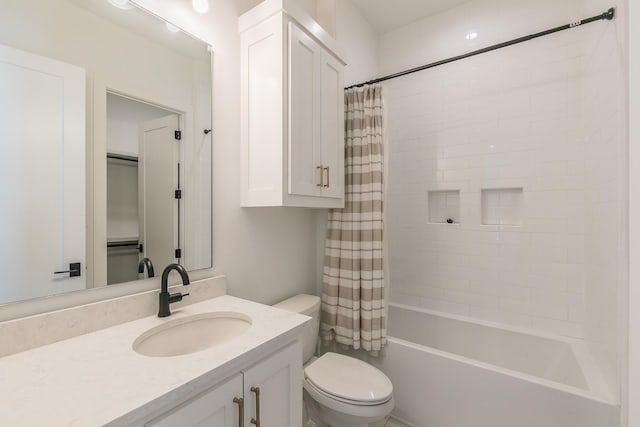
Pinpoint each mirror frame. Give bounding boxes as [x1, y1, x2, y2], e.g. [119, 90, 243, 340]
[0, 1, 215, 322]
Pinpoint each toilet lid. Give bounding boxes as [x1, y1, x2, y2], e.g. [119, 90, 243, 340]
[304, 352, 393, 404]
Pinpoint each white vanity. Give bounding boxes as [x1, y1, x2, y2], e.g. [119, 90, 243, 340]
[0, 283, 308, 426]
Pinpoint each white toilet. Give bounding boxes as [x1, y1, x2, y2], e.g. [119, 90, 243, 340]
[274, 294, 394, 427]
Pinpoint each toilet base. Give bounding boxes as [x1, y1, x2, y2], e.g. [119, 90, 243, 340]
[303, 391, 325, 427]
[303, 388, 392, 427]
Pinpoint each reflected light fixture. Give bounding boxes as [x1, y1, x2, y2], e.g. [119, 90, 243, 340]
[466, 31, 478, 41]
[192, 0, 209, 14]
[107, 0, 133, 10]
[166, 22, 180, 33]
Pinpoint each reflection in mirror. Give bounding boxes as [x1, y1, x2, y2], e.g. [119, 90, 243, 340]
[106, 94, 181, 285]
[0, 0, 212, 306]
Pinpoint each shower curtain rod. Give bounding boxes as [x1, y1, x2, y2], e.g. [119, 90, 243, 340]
[345, 7, 615, 90]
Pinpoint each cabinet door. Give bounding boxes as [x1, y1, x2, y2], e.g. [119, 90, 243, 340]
[243, 341, 303, 427]
[320, 49, 345, 199]
[288, 22, 321, 197]
[240, 14, 284, 206]
[147, 374, 243, 427]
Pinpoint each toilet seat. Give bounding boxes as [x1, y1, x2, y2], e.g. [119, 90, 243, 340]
[305, 377, 391, 406]
[304, 352, 393, 405]
[303, 377, 395, 421]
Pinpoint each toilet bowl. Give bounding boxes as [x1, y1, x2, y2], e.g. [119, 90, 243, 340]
[274, 294, 394, 427]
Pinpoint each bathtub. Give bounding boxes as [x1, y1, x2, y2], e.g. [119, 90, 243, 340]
[370, 303, 619, 427]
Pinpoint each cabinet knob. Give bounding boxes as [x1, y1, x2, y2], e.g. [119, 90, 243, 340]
[233, 397, 244, 427]
[316, 165, 324, 187]
[250, 386, 261, 427]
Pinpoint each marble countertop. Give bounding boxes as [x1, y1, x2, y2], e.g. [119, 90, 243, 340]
[0, 295, 309, 426]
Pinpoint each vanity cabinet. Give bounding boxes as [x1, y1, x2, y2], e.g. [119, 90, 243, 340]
[239, 0, 346, 208]
[148, 374, 242, 427]
[147, 341, 302, 427]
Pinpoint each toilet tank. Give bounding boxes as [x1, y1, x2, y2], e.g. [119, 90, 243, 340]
[273, 294, 321, 363]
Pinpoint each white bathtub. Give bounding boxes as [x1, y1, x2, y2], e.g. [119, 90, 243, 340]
[371, 303, 619, 427]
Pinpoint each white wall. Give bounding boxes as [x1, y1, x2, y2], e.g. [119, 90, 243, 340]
[627, 0, 638, 424]
[383, 0, 588, 333]
[379, 0, 587, 76]
[335, 0, 379, 86]
[580, 0, 627, 404]
[381, 0, 625, 401]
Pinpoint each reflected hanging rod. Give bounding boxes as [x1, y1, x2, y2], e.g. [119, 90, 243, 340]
[346, 8, 615, 90]
[107, 152, 138, 163]
[107, 240, 139, 248]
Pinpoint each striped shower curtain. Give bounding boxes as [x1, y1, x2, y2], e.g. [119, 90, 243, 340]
[320, 84, 386, 352]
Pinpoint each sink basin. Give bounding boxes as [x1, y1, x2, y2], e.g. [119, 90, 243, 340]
[133, 312, 252, 357]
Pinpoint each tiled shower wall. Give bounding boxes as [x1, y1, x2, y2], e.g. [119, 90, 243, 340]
[581, 0, 626, 398]
[384, 0, 624, 344]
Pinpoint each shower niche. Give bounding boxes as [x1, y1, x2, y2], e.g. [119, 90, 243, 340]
[481, 188, 523, 226]
[428, 190, 460, 224]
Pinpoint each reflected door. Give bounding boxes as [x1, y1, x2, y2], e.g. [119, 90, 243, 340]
[138, 115, 179, 271]
[0, 44, 86, 304]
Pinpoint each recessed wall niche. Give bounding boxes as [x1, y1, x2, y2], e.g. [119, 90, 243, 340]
[428, 190, 460, 224]
[481, 188, 523, 225]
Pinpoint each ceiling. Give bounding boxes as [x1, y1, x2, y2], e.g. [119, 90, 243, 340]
[351, 0, 473, 34]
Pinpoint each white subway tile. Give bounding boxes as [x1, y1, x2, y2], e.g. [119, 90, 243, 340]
[531, 317, 584, 339]
[385, 15, 624, 343]
[526, 274, 567, 292]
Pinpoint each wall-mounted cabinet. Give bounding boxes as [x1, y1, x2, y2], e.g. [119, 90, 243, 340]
[239, 0, 346, 208]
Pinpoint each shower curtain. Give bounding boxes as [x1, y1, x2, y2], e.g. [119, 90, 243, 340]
[320, 84, 386, 352]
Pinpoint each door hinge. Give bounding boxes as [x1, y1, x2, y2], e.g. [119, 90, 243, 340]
[175, 248, 182, 259]
[138, 243, 143, 253]
[174, 130, 182, 141]
[174, 189, 182, 199]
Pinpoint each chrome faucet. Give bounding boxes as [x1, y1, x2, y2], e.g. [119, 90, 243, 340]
[138, 257, 155, 278]
[158, 263, 190, 318]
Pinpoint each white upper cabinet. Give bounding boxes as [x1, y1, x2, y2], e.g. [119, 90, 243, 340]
[320, 49, 345, 200]
[240, 0, 346, 208]
[288, 22, 321, 198]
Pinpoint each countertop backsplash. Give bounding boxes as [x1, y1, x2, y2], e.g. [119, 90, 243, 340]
[0, 275, 227, 357]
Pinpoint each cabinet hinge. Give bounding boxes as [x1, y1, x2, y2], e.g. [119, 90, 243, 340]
[175, 248, 182, 259]
[174, 130, 182, 141]
[174, 189, 182, 199]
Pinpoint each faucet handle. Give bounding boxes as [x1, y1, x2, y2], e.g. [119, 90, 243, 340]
[168, 292, 189, 304]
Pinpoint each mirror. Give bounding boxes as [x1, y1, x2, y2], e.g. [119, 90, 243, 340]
[0, 0, 213, 306]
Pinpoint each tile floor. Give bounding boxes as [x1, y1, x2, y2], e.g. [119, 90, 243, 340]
[385, 418, 411, 427]
[370, 416, 413, 427]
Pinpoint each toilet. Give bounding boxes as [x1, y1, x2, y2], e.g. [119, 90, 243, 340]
[274, 294, 394, 427]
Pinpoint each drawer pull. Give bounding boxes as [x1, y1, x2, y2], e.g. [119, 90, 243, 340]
[323, 166, 330, 188]
[250, 386, 261, 427]
[233, 397, 244, 427]
[316, 165, 324, 187]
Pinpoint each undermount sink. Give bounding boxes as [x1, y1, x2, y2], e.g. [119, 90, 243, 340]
[133, 312, 252, 357]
